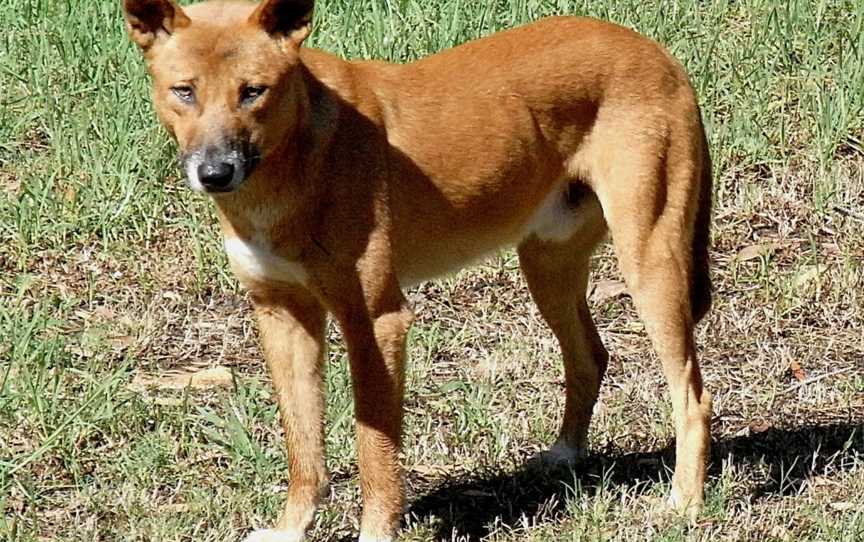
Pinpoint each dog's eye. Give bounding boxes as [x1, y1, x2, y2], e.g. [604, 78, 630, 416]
[171, 85, 195, 104]
[241, 85, 268, 105]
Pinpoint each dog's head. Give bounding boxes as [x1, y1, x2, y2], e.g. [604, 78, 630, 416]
[124, 0, 313, 193]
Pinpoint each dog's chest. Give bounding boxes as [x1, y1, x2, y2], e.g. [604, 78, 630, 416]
[223, 235, 309, 286]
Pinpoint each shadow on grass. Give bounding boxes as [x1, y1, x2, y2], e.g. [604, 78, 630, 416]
[395, 421, 862, 540]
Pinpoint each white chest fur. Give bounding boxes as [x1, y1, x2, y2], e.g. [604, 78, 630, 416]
[223, 236, 309, 286]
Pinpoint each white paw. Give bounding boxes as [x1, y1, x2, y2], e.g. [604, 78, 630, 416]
[667, 488, 703, 521]
[242, 529, 305, 542]
[358, 534, 394, 542]
[542, 441, 587, 465]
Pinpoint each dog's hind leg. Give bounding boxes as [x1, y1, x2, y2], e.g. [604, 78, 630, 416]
[518, 190, 608, 462]
[590, 111, 713, 516]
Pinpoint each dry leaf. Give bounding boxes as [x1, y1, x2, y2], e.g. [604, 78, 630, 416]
[62, 185, 78, 203]
[162, 291, 183, 301]
[735, 241, 782, 262]
[735, 243, 777, 262]
[92, 306, 117, 320]
[410, 464, 449, 477]
[161, 503, 192, 514]
[108, 334, 135, 350]
[748, 420, 772, 434]
[591, 280, 627, 302]
[463, 489, 494, 498]
[65, 344, 95, 359]
[793, 265, 822, 288]
[129, 366, 234, 392]
[1, 172, 21, 194]
[769, 525, 791, 541]
[790, 360, 806, 382]
[153, 397, 185, 407]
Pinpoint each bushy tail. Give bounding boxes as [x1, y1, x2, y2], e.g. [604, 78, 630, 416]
[691, 117, 713, 324]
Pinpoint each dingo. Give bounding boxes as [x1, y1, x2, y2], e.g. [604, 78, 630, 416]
[124, 0, 714, 540]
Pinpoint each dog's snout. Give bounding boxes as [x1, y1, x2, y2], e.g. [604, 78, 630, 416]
[183, 143, 258, 194]
[198, 161, 236, 191]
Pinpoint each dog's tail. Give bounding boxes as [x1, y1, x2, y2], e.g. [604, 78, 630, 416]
[690, 115, 713, 324]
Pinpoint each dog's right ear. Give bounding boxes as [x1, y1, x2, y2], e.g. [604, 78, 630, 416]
[123, 0, 191, 51]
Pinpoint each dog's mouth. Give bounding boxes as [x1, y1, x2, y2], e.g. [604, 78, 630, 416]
[179, 143, 261, 194]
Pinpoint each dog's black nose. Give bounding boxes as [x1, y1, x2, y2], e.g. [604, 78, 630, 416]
[198, 162, 235, 190]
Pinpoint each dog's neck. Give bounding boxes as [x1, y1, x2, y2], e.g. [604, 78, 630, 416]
[210, 60, 339, 249]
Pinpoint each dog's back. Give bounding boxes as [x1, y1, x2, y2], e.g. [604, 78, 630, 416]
[296, 17, 708, 288]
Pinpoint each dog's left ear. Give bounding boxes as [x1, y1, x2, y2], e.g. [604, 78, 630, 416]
[250, 0, 314, 47]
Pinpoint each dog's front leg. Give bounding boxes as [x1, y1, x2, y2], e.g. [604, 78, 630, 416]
[245, 288, 328, 542]
[334, 277, 413, 542]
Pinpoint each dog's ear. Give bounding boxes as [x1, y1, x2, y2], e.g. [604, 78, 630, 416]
[250, 0, 314, 47]
[123, 0, 191, 51]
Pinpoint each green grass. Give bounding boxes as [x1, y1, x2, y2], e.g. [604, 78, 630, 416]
[1, 0, 863, 541]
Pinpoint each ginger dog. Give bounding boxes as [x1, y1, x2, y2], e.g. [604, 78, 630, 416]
[124, 0, 714, 540]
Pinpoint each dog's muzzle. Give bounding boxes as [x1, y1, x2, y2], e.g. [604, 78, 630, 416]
[181, 142, 260, 194]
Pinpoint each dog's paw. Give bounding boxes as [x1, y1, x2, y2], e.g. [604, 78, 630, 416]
[538, 441, 588, 466]
[358, 534, 394, 542]
[667, 488, 703, 522]
[242, 529, 305, 542]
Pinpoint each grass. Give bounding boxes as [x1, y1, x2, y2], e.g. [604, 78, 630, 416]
[1, 0, 863, 540]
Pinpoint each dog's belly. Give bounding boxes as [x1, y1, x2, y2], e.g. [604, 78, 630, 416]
[394, 231, 518, 287]
[393, 182, 597, 287]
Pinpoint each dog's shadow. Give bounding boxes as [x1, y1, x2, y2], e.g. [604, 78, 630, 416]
[346, 421, 861, 541]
